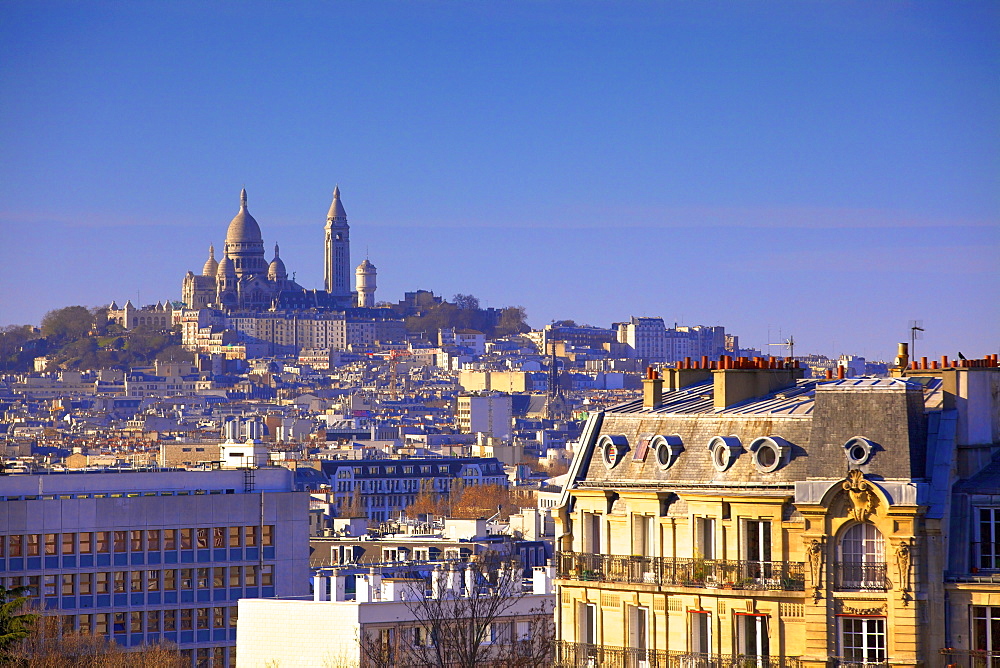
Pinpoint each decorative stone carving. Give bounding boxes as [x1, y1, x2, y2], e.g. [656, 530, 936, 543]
[806, 537, 825, 601]
[896, 539, 912, 603]
[842, 469, 876, 522]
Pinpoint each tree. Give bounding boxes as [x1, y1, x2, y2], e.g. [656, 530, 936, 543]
[496, 306, 529, 337]
[359, 556, 554, 668]
[0, 585, 37, 659]
[12, 615, 183, 666]
[452, 294, 480, 311]
[40, 306, 94, 345]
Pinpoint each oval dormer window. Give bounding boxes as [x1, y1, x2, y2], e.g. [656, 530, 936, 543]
[708, 436, 741, 472]
[651, 434, 684, 470]
[844, 437, 875, 466]
[748, 436, 791, 473]
[598, 434, 630, 470]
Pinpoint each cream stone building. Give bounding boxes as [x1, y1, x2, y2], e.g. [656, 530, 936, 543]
[553, 349, 1000, 667]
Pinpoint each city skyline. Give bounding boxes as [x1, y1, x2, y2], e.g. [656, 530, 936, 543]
[2, 1, 997, 361]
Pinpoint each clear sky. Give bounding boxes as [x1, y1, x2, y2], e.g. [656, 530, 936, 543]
[1, 1, 997, 362]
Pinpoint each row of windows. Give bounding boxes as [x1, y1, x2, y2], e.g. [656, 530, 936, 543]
[55, 605, 238, 634]
[1, 488, 237, 501]
[0, 526, 274, 557]
[7, 565, 273, 597]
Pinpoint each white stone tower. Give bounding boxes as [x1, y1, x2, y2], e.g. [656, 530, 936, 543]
[324, 186, 351, 297]
[355, 259, 377, 308]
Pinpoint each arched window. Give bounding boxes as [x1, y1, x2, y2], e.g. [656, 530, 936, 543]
[837, 523, 886, 591]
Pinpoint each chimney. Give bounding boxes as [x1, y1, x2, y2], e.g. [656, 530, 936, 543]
[713, 365, 804, 409]
[643, 366, 664, 409]
[894, 342, 909, 370]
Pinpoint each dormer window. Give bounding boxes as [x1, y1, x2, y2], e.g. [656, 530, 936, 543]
[749, 436, 791, 473]
[708, 436, 741, 472]
[651, 435, 684, 470]
[844, 437, 875, 466]
[598, 435, 629, 470]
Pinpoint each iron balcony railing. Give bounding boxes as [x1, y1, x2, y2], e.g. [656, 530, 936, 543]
[940, 649, 1000, 668]
[827, 660, 888, 668]
[556, 551, 805, 591]
[832, 562, 890, 591]
[553, 642, 803, 668]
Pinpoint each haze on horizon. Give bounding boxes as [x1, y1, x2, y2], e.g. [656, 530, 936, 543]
[1, 1, 997, 363]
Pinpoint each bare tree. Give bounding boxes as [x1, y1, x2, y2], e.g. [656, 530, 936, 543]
[12, 615, 184, 667]
[359, 555, 554, 668]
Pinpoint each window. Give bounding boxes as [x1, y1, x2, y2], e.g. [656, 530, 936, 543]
[96, 572, 109, 594]
[8, 536, 22, 557]
[180, 609, 193, 631]
[163, 529, 177, 551]
[229, 527, 241, 548]
[180, 529, 193, 550]
[113, 532, 127, 552]
[838, 523, 886, 590]
[164, 569, 177, 591]
[261, 565, 273, 587]
[113, 572, 126, 594]
[653, 434, 683, 470]
[79, 573, 92, 595]
[96, 532, 109, 553]
[628, 606, 648, 657]
[27, 535, 40, 557]
[61, 574, 74, 596]
[79, 533, 91, 553]
[973, 606, 1000, 652]
[146, 530, 160, 551]
[147, 570, 160, 591]
[147, 610, 161, 633]
[197, 568, 209, 589]
[695, 517, 716, 560]
[632, 515, 654, 558]
[163, 609, 177, 632]
[181, 569, 193, 590]
[213, 607, 226, 629]
[737, 614, 769, 660]
[262, 525, 274, 546]
[978, 509, 1000, 569]
[130, 530, 143, 552]
[230, 567, 241, 588]
[130, 611, 142, 633]
[197, 528, 209, 549]
[61, 533, 76, 555]
[213, 527, 226, 548]
[95, 613, 109, 635]
[840, 617, 886, 665]
[245, 526, 257, 547]
[579, 603, 597, 645]
[690, 611, 711, 655]
[197, 608, 210, 629]
[45, 534, 57, 556]
[745, 520, 773, 584]
[213, 568, 225, 589]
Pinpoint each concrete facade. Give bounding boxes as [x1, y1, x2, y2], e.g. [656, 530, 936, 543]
[0, 469, 309, 666]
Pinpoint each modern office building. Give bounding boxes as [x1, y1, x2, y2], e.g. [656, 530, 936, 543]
[553, 349, 1000, 667]
[0, 468, 309, 666]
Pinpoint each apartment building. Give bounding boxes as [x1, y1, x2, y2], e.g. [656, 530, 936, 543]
[319, 456, 508, 523]
[456, 392, 514, 440]
[553, 350, 1000, 667]
[0, 468, 309, 666]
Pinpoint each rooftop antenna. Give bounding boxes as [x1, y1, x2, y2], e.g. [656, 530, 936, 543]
[909, 320, 924, 361]
[768, 334, 795, 362]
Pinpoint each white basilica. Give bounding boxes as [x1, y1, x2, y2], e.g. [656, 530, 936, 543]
[180, 187, 377, 312]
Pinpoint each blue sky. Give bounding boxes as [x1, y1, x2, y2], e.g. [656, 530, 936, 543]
[1, 1, 997, 361]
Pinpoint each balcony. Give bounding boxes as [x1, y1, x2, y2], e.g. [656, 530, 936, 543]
[553, 642, 803, 668]
[832, 562, 889, 592]
[939, 649, 1000, 668]
[556, 551, 805, 591]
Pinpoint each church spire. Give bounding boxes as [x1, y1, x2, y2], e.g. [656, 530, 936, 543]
[240, 187, 248, 209]
[327, 185, 347, 222]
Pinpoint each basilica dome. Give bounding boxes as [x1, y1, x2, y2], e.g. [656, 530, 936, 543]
[226, 188, 263, 244]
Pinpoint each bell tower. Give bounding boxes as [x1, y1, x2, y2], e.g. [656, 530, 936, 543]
[324, 186, 351, 297]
